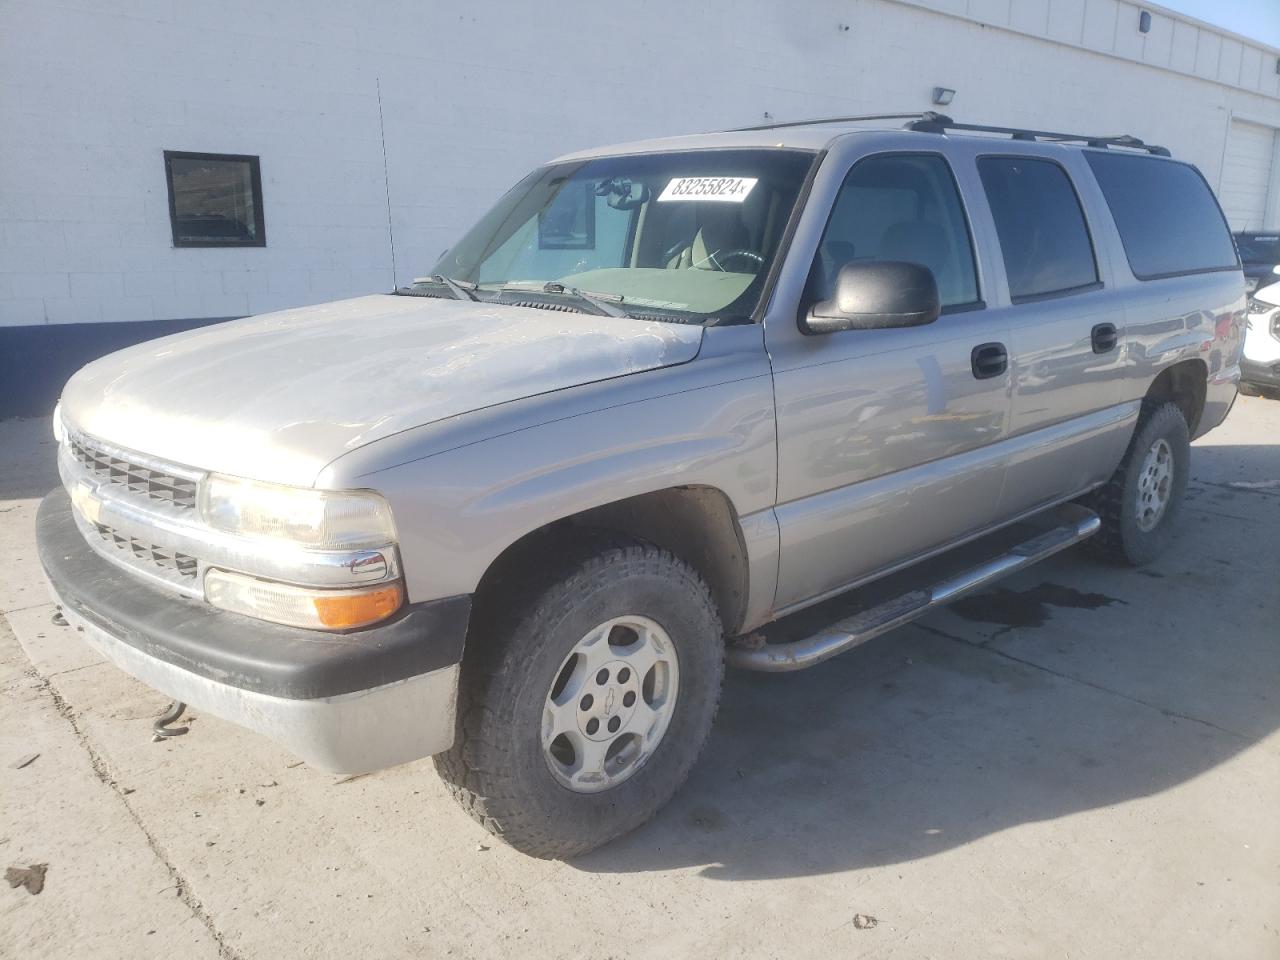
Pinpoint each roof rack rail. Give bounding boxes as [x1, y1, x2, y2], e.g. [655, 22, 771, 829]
[729, 112, 933, 132]
[904, 112, 1171, 157]
[726, 110, 1171, 157]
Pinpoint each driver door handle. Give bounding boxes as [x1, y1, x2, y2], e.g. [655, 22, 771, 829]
[1091, 322, 1119, 354]
[971, 342, 1008, 380]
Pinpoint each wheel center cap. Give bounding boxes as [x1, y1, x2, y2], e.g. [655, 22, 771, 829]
[577, 659, 640, 741]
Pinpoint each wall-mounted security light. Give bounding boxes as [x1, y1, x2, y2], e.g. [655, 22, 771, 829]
[932, 87, 956, 106]
[1139, 10, 1152, 33]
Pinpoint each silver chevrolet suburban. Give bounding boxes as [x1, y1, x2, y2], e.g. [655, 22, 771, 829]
[38, 113, 1244, 858]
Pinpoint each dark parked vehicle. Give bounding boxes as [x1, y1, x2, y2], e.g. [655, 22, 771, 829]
[1234, 232, 1280, 293]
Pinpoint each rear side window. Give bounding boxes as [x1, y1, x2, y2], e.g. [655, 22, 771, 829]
[1085, 153, 1238, 280]
[977, 157, 1099, 302]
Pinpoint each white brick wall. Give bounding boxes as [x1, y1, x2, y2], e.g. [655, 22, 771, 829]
[1, 0, 1279, 329]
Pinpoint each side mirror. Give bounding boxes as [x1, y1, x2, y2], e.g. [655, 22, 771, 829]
[802, 261, 941, 334]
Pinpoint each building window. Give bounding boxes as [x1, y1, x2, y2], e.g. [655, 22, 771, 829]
[164, 151, 265, 247]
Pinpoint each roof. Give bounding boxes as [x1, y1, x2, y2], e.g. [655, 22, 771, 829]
[552, 125, 844, 162]
[552, 114, 1171, 163]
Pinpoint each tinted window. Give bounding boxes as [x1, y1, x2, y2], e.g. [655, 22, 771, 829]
[164, 151, 265, 247]
[1086, 153, 1238, 279]
[815, 154, 979, 308]
[978, 157, 1098, 301]
[1234, 233, 1280, 265]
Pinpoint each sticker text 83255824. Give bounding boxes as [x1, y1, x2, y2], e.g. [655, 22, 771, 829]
[657, 177, 758, 203]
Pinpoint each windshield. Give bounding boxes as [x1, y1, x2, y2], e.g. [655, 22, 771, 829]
[1235, 233, 1280, 265]
[428, 149, 817, 323]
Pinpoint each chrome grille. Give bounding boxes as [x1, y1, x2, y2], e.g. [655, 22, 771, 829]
[70, 435, 198, 509]
[91, 522, 199, 580]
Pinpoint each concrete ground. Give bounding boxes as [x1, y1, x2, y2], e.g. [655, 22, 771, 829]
[1, 398, 1277, 960]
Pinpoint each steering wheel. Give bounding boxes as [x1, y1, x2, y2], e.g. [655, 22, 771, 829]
[710, 249, 765, 272]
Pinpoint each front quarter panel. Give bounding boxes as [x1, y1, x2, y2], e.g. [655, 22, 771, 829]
[319, 324, 778, 610]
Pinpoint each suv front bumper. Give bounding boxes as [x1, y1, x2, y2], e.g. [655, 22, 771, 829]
[37, 488, 470, 774]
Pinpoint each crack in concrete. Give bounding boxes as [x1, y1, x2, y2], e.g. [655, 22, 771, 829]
[21, 654, 245, 960]
[1190, 478, 1280, 500]
[1182, 503, 1258, 523]
[915, 622, 1254, 743]
[0, 600, 55, 615]
[44, 660, 106, 679]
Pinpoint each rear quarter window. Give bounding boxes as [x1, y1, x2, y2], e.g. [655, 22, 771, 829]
[1084, 152, 1239, 280]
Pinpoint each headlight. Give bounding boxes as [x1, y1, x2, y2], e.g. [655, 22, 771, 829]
[201, 475, 397, 550]
[52, 401, 64, 444]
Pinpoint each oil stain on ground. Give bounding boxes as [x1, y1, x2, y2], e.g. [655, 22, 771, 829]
[949, 582, 1126, 637]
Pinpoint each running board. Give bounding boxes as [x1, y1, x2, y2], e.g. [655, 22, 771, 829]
[727, 503, 1101, 673]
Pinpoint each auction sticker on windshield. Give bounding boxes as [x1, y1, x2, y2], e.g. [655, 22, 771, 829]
[658, 177, 758, 203]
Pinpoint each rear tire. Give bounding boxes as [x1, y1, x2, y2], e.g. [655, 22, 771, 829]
[434, 534, 723, 859]
[1086, 401, 1189, 565]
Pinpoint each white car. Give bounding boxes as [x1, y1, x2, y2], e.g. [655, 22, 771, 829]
[1243, 280, 1280, 396]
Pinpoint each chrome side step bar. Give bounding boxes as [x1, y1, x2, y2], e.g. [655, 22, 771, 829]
[727, 504, 1101, 673]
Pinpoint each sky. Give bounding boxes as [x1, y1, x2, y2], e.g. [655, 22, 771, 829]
[1157, 0, 1280, 49]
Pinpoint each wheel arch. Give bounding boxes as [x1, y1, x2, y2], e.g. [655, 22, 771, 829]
[1145, 358, 1208, 435]
[471, 485, 751, 638]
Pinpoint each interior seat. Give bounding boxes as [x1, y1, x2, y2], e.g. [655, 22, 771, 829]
[667, 207, 752, 270]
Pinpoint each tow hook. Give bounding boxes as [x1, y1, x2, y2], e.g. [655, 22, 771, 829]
[152, 701, 189, 739]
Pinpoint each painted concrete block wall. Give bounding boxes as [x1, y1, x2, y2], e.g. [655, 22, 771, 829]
[2, 0, 1280, 338]
[898, 0, 1280, 97]
[0, 1, 397, 331]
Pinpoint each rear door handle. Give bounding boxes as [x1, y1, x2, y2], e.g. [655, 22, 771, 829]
[971, 342, 1008, 380]
[1091, 322, 1119, 353]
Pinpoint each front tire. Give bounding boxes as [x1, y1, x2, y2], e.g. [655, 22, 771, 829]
[1087, 400, 1190, 565]
[435, 535, 723, 859]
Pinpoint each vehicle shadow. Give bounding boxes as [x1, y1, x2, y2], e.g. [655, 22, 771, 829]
[575, 442, 1279, 879]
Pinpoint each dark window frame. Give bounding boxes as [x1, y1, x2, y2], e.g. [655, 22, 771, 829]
[163, 150, 266, 248]
[1085, 151, 1240, 282]
[810, 150, 986, 316]
[976, 153, 1103, 305]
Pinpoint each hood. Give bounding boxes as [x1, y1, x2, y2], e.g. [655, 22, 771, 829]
[1254, 280, 1280, 308]
[61, 294, 704, 486]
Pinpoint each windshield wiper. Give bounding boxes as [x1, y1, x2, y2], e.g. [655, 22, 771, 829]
[501, 281, 629, 318]
[404, 275, 479, 302]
